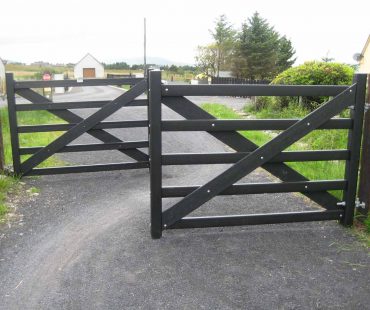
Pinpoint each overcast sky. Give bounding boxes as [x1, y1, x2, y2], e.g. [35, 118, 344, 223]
[1, 0, 369, 65]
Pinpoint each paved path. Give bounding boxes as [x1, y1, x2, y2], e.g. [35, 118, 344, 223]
[0, 86, 369, 309]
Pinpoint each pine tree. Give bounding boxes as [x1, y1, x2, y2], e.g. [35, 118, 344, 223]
[276, 36, 296, 73]
[210, 15, 236, 76]
[236, 12, 279, 79]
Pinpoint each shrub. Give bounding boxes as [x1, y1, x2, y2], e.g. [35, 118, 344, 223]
[253, 96, 274, 112]
[271, 61, 354, 110]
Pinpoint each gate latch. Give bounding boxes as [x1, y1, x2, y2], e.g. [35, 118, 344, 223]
[355, 198, 366, 210]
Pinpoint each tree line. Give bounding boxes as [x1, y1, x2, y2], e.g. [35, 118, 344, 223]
[196, 12, 296, 80]
[103, 62, 196, 73]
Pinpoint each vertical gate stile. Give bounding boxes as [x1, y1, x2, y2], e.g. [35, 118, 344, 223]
[6, 73, 21, 175]
[148, 70, 163, 239]
[342, 74, 367, 226]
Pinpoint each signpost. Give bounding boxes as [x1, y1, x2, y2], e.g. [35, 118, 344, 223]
[42, 71, 53, 100]
[42, 72, 51, 81]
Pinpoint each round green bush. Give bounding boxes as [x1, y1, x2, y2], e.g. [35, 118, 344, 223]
[271, 61, 355, 110]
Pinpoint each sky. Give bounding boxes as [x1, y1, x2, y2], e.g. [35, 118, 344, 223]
[1, 0, 369, 66]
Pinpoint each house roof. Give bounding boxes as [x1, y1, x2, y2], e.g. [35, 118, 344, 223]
[75, 53, 103, 67]
[361, 35, 370, 56]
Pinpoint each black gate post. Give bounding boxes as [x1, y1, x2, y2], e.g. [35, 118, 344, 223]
[6, 73, 21, 175]
[358, 74, 370, 217]
[148, 70, 162, 238]
[342, 74, 367, 226]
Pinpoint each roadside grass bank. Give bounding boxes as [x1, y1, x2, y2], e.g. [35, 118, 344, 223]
[201, 103, 370, 244]
[0, 107, 66, 221]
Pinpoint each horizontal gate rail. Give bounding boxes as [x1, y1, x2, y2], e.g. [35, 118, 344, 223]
[14, 77, 143, 89]
[18, 120, 148, 133]
[162, 180, 347, 197]
[29, 161, 149, 176]
[19, 141, 149, 155]
[16, 99, 147, 111]
[169, 210, 343, 229]
[148, 70, 368, 238]
[161, 119, 352, 131]
[162, 150, 350, 165]
[162, 84, 348, 97]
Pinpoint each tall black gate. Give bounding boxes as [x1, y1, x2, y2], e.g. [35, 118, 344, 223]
[6, 71, 367, 238]
[6, 73, 149, 176]
[148, 70, 367, 238]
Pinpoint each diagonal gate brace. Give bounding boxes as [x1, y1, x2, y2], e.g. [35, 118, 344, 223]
[20, 80, 147, 174]
[163, 85, 356, 227]
[16, 89, 148, 164]
[162, 97, 340, 210]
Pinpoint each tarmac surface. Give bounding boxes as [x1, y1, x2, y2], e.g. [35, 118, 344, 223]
[0, 85, 369, 309]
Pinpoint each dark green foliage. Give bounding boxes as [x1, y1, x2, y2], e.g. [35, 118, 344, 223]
[197, 12, 296, 78]
[235, 12, 279, 79]
[272, 61, 354, 110]
[276, 36, 296, 72]
[103, 62, 130, 70]
[232, 12, 296, 79]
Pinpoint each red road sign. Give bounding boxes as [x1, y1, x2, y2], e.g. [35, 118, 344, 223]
[43, 73, 51, 81]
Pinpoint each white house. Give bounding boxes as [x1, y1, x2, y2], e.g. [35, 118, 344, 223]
[0, 58, 5, 96]
[74, 53, 104, 79]
[359, 35, 370, 73]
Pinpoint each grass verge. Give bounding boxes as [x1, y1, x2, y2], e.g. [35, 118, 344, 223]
[0, 107, 66, 221]
[201, 103, 370, 243]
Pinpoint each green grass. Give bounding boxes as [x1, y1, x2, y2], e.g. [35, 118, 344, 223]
[1, 108, 66, 167]
[0, 175, 18, 221]
[121, 85, 131, 91]
[202, 103, 370, 241]
[0, 107, 66, 220]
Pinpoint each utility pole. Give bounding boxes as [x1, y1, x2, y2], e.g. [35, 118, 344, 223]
[144, 17, 147, 77]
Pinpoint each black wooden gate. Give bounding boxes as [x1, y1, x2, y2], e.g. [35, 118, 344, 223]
[6, 71, 367, 238]
[148, 70, 367, 239]
[6, 73, 149, 176]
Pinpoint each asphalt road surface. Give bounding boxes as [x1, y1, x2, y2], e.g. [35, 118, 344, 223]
[0, 86, 369, 309]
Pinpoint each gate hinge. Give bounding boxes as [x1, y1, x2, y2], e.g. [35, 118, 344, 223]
[348, 103, 370, 111]
[336, 199, 366, 209]
[355, 197, 366, 210]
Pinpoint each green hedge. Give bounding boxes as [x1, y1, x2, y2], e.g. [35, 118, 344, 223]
[267, 61, 355, 110]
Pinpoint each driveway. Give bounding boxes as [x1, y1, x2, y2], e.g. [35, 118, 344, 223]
[0, 86, 369, 309]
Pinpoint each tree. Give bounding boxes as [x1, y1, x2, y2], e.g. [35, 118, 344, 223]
[321, 51, 334, 63]
[232, 12, 296, 79]
[195, 44, 218, 76]
[236, 12, 280, 79]
[276, 36, 296, 73]
[209, 15, 236, 76]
